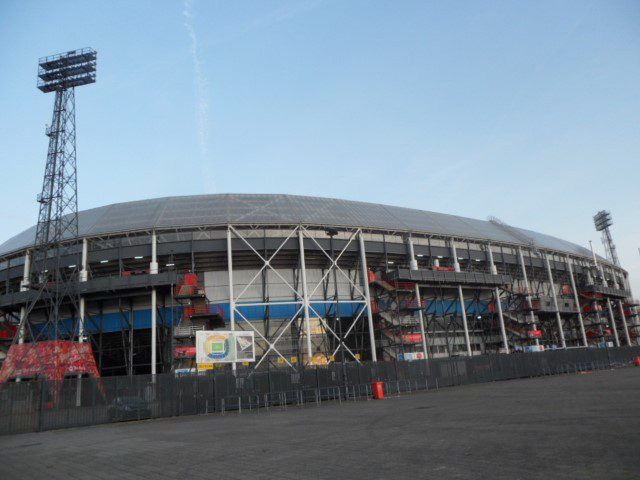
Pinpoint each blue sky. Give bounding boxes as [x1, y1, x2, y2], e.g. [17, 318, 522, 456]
[0, 0, 639, 289]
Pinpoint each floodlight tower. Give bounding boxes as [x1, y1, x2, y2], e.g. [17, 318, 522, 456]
[19, 49, 97, 345]
[593, 210, 620, 266]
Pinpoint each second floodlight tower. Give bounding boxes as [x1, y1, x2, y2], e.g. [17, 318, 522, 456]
[593, 210, 619, 266]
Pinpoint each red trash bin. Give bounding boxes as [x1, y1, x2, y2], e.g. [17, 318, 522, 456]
[634, 356, 640, 367]
[372, 381, 385, 399]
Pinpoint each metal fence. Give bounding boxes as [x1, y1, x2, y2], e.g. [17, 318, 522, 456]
[1, 346, 639, 435]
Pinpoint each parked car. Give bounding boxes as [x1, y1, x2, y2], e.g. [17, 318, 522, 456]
[107, 396, 151, 422]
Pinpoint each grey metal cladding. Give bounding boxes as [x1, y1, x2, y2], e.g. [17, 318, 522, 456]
[0, 193, 594, 258]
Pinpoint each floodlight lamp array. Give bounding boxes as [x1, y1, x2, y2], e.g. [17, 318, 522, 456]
[37, 48, 97, 93]
[593, 210, 612, 232]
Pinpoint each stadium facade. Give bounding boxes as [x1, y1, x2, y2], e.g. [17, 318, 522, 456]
[0, 194, 637, 377]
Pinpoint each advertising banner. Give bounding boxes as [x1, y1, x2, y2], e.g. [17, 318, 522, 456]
[398, 351, 426, 361]
[195, 331, 255, 364]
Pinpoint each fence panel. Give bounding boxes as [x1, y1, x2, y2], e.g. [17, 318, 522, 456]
[1, 346, 639, 435]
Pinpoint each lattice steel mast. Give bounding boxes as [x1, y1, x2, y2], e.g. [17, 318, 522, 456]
[19, 49, 97, 344]
[593, 210, 619, 266]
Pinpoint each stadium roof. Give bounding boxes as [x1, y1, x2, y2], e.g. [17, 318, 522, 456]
[0, 194, 595, 259]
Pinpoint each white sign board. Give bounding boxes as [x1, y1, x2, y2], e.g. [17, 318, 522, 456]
[195, 331, 255, 364]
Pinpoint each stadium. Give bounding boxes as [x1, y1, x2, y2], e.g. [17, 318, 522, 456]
[0, 193, 637, 377]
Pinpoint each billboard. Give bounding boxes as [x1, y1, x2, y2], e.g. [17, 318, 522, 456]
[195, 331, 255, 364]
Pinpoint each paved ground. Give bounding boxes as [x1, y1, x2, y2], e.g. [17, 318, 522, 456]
[1, 368, 638, 480]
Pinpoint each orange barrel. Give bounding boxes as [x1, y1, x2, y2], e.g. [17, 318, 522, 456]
[634, 357, 640, 367]
[371, 381, 385, 399]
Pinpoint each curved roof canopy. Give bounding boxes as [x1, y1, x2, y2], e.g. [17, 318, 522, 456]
[0, 194, 594, 258]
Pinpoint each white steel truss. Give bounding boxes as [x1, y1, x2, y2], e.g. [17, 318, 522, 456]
[227, 225, 302, 370]
[300, 226, 369, 365]
[225, 224, 377, 371]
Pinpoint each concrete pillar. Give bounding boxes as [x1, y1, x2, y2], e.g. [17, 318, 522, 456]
[544, 255, 566, 349]
[566, 257, 588, 347]
[487, 244, 508, 353]
[17, 250, 31, 345]
[79, 238, 88, 282]
[78, 238, 88, 343]
[407, 235, 418, 271]
[298, 228, 314, 364]
[359, 232, 378, 362]
[150, 231, 158, 275]
[450, 239, 460, 273]
[486, 244, 498, 275]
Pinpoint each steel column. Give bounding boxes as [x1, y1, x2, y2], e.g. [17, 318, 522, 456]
[408, 236, 428, 359]
[227, 228, 236, 371]
[544, 255, 566, 348]
[589, 241, 619, 346]
[359, 232, 377, 362]
[298, 228, 314, 364]
[150, 231, 157, 376]
[487, 244, 508, 353]
[610, 275, 630, 347]
[566, 257, 588, 347]
[75, 239, 89, 406]
[457, 285, 472, 356]
[414, 283, 429, 360]
[617, 299, 631, 346]
[451, 239, 471, 356]
[518, 247, 539, 346]
[606, 298, 620, 347]
[151, 288, 157, 374]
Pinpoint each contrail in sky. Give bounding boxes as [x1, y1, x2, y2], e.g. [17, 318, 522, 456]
[183, 0, 214, 190]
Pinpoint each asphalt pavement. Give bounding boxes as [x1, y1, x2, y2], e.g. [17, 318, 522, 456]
[1, 367, 638, 479]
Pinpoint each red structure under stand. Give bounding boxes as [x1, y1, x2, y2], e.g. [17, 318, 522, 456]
[0, 341, 100, 383]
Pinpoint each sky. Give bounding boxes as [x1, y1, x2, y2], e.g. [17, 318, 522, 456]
[0, 0, 639, 289]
